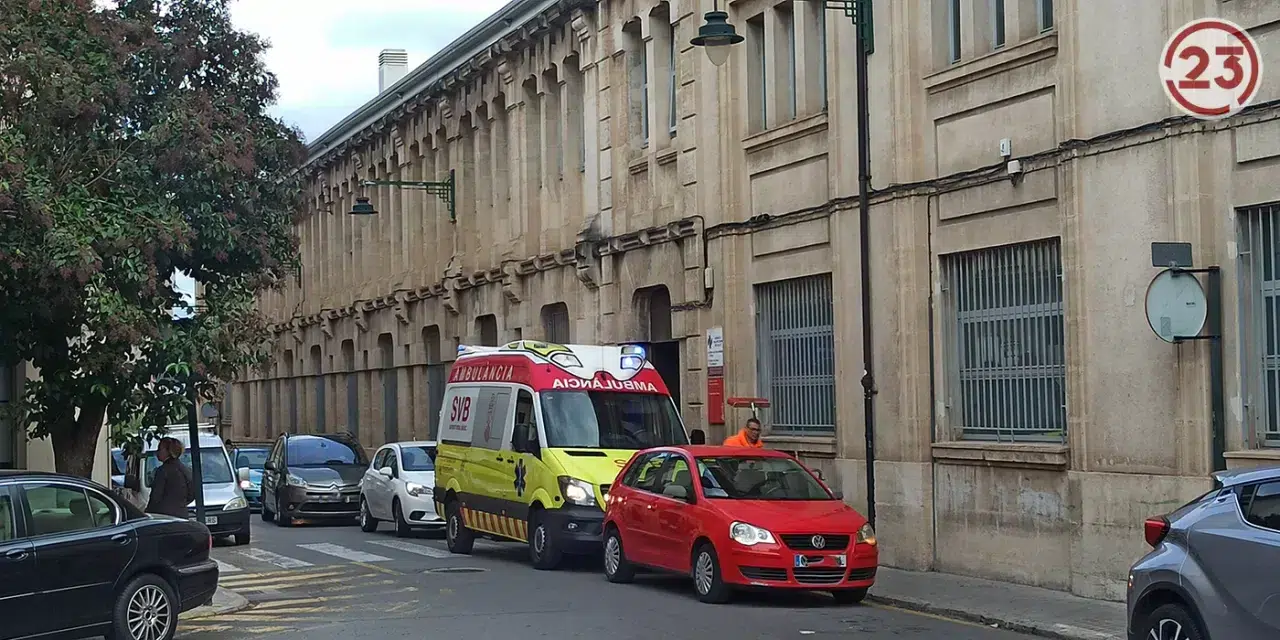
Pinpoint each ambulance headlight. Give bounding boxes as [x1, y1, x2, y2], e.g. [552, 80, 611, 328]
[558, 476, 596, 507]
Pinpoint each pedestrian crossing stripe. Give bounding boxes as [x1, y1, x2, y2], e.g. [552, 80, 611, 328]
[461, 506, 527, 542]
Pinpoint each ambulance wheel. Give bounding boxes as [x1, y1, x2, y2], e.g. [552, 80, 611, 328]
[445, 500, 474, 555]
[528, 509, 562, 571]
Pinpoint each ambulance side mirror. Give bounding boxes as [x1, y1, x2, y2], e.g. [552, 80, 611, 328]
[514, 424, 540, 457]
[689, 429, 706, 445]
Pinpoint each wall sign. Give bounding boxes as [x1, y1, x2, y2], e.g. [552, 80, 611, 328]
[706, 327, 725, 425]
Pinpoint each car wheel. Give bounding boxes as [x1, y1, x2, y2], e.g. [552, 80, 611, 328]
[275, 496, 293, 527]
[1143, 603, 1206, 640]
[603, 527, 635, 584]
[528, 509, 563, 571]
[445, 500, 474, 554]
[692, 543, 731, 604]
[359, 497, 379, 533]
[393, 499, 412, 538]
[112, 573, 177, 640]
[831, 588, 868, 605]
[233, 530, 251, 546]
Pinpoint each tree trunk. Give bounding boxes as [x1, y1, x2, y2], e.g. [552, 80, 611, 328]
[50, 404, 108, 479]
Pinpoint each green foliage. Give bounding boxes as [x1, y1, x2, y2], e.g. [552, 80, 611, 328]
[0, 0, 304, 475]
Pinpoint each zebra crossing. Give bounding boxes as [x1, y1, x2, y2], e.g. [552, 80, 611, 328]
[211, 536, 505, 574]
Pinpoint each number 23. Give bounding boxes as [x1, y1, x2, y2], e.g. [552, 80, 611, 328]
[1178, 45, 1246, 90]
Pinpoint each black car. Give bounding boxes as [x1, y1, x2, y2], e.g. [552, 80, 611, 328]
[0, 471, 218, 640]
[260, 432, 369, 526]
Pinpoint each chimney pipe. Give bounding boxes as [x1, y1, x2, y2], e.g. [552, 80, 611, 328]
[378, 49, 409, 93]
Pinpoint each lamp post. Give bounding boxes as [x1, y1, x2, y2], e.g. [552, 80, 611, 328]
[691, 0, 878, 528]
[351, 168, 458, 222]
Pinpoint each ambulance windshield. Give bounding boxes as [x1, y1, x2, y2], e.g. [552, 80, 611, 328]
[538, 391, 688, 449]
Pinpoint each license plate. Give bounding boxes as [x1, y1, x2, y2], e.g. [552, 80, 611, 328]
[204, 516, 218, 525]
[795, 554, 846, 568]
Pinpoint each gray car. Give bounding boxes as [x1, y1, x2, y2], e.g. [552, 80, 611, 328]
[259, 432, 368, 526]
[1126, 464, 1280, 640]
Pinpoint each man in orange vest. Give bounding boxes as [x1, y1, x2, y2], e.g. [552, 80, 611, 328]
[723, 417, 764, 448]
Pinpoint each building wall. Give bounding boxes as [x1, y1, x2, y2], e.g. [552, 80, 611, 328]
[239, 0, 1280, 600]
[1, 362, 111, 485]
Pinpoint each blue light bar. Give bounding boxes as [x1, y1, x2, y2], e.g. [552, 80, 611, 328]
[620, 355, 644, 371]
[621, 345, 646, 359]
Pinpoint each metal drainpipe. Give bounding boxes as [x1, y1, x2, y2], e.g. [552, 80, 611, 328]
[853, 1, 879, 529]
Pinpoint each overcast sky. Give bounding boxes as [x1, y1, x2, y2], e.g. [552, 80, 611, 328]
[228, 0, 510, 143]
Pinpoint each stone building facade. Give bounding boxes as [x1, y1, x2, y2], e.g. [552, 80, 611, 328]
[232, 0, 1280, 600]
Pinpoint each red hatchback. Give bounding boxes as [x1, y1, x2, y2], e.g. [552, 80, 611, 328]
[602, 446, 878, 604]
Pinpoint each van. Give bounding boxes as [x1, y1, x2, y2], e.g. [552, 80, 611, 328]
[124, 424, 251, 545]
[433, 340, 690, 570]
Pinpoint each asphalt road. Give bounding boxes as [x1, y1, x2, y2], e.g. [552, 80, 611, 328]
[182, 517, 1035, 640]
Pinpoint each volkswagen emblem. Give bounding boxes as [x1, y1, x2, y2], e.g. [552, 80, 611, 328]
[811, 535, 826, 549]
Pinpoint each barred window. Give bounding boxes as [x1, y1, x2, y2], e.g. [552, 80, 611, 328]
[1239, 203, 1280, 448]
[755, 274, 835, 435]
[943, 239, 1066, 442]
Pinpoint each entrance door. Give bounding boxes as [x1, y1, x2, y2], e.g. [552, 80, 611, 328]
[646, 341, 682, 409]
[427, 364, 447, 439]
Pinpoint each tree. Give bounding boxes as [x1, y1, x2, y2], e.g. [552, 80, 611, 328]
[0, 0, 304, 477]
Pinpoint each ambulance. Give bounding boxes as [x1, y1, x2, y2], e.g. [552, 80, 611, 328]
[433, 340, 691, 570]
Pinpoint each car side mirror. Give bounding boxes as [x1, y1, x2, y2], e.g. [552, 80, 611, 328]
[263, 460, 276, 471]
[831, 489, 844, 501]
[237, 468, 251, 483]
[813, 468, 825, 482]
[514, 424, 540, 456]
[378, 467, 394, 479]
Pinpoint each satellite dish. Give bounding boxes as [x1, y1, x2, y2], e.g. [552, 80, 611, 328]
[1145, 269, 1208, 343]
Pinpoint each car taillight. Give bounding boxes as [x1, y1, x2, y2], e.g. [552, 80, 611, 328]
[1143, 516, 1170, 548]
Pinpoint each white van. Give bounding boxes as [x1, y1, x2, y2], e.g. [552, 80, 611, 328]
[124, 424, 251, 545]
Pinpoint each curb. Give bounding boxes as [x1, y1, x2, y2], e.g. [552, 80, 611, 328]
[866, 593, 1124, 640]
[180, 587, 250, 620]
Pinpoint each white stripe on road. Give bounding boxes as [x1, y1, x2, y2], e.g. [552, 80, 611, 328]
[214, 559, 243, 573]
[236, 548, 315, 569]
[365, 539, 454, 559]
[297, 543, 392, 563]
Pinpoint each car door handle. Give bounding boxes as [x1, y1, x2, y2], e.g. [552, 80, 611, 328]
[4, 548, 29, 560]
[111, 533, 131, 545]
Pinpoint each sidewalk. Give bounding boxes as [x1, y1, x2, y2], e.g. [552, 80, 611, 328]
[868, 567, 1126, 640]
[180, 587, 250, 620]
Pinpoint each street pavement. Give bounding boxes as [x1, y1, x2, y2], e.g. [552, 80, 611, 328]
[181, 518, 1038, 640]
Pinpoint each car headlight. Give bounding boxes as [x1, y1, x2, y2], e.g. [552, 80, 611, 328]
[405, 482, 431, 497]
[224, 497, 248, 511]
[856, 523, 876, 546]
[286, 474, 307, 487]
[558, 476, 596, 507]
[730, 521, 777, 546]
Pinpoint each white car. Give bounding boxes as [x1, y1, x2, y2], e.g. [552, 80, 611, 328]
[359, 441, 444, 536]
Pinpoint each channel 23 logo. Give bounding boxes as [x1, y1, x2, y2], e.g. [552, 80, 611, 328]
[1159, 18, 1265, 120]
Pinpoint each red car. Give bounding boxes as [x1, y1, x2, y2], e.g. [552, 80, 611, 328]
[602, 445, 878, 604]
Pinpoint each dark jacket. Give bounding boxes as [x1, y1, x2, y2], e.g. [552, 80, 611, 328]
[146, 458, 196, 518]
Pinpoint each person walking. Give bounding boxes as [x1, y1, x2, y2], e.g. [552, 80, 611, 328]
[145, 437, 196, 518]
[723, 417, 765, 448]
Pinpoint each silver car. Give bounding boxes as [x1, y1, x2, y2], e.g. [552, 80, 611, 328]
[1126, 464, 1280, 640]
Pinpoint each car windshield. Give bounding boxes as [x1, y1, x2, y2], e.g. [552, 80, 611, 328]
[234, 449, 269, 470]
[538, 391, 688, 449]
[401, 446, 436, 471]
[144, 447, 233, 485]
[287, 436, 368, 467]
[695, 456, 833, 500]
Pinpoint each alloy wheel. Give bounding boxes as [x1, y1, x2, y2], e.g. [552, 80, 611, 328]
[126, 584, 171, 640]
[694, 551, 715, 595]
[1149, 619, 1186, 640]
[360, 501, 370, 527]
[604, 535, 621, 575]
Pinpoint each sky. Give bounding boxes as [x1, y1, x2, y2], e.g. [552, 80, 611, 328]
[228, 0, 512, 143]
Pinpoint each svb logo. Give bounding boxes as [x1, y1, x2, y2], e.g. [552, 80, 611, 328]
[1159, 18, 1264, 120]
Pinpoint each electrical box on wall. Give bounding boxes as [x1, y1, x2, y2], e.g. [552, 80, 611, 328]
[999, 138, 1012, 158]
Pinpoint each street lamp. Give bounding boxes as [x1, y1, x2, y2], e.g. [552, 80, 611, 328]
[690, 0, 879, 528]
[350, 168, 458, 222]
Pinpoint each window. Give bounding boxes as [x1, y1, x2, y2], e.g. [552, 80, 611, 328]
[668, 21, 678, 135]
[747, 14, 767, 129]
[372, 448, 389, 470]
[779, 4, 797, 121]
[640, 45, 650, 145]
[656, 455, 694, 499]
[342, 339, 358, 432]
[755, 274, 836, 434]
[948, 0, 962, 62]
[1038, 0, 1054, 32]
[379, 333, 397, 445]
[22, 484, 116, 536]
[234, 448, 268, 470]
[285, 435, 368, 467]
[468, 387, 512, 450]
[1240, 204, 1280, 447]
[311, 345, 325, 431]
[538, 391, 688, 449]
[817, 7, 828, 110]
[695, 456, 832, 500]
[0, 492, 14, 541]
[943, 239, 1066, 442]
[1238, 481, 1280, 531]
[476, 315, 499, 347]
[145, 447, 234, 486]
[992, 0, 1006, 48]
[514, 390, 538, 447]
[629, 452, 674, 494]
[401, 445, 436, 471]
[620, 452, 662, 488]
[541, 303, 571, 344]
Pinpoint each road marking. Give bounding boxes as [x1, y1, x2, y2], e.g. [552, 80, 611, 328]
[352, 560, 401, 575]
[214, 558, 242, 573]
[366, 539, 455, 559]
[297, 542, 392, 563]
[236, 548, 315, 569]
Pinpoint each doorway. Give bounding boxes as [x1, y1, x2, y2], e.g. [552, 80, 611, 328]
[634, 286, 682, 409]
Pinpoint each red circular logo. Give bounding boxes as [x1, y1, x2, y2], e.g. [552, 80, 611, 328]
[1159, 18, 1264, 120]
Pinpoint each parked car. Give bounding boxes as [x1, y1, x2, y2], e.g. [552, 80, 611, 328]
[0, 470, 218, 640]
[258, 432, 367, 526]
[602, 446, 878, 604]
[360, 441, 443, 536]
[1127, 464, 1280, 640]
[231, 446, 270, 512]
[123, 424, 251, 545]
